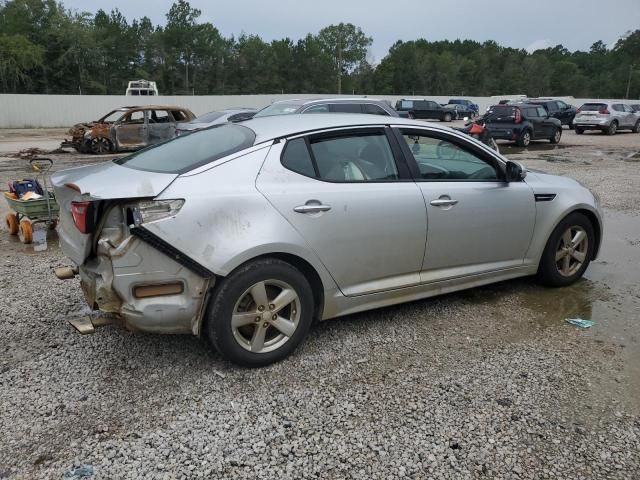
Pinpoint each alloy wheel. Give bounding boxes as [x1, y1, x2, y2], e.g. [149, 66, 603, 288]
[555, 226, 589, 277]
[554, 129, 561, 143]
[231, 279, 301, 353]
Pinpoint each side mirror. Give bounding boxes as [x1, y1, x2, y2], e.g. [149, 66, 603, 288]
[505, 160, 526, 182]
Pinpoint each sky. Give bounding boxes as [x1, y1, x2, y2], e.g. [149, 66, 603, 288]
[62, 0, 640, 62]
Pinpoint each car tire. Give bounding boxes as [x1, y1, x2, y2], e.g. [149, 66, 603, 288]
[205, 258, 314, 367]
[605, 121, 617, 135]
[407, 111, 415, 119]
[89, 137, 112, 154]
[549, 128, 562, 144]
[633, 121, 640, 133]
[575, 127, 584, 135]
[516, 129, 532, 147]
[568, 120, 574, 130]
[537, 212, 595, 288]
[443, 112, 452, 122]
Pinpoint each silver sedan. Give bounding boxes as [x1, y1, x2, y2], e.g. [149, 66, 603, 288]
[52, 115, 603, 366]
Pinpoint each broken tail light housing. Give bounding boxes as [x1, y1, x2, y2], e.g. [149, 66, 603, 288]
[70, 201, 95, 234]
[130, 199, 185, 227]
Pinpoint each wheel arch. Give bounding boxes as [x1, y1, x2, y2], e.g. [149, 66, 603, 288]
[573, 208, 602, 259]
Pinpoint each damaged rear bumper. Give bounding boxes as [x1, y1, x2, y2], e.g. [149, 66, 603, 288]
[79, 236, 212, 335]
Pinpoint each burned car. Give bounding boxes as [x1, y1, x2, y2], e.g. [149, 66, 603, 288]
[62, 105, 195, 154]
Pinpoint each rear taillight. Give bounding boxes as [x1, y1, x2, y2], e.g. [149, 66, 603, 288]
[599, 107, 609, 114]
[514, 108, 522, 124]
[70, 201, 95, 234]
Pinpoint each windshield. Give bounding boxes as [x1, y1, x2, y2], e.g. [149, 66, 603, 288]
[114, 124, 256, 174]
[580, 103, 607, 111]
[190, 111, 225, 124]
[254, 102, 302, 117]
[99, 110, 126, 123]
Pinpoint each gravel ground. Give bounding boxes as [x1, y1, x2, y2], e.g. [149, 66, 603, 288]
[1, 127, 639, 479]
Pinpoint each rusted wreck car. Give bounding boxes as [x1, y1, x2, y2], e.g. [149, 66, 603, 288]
[62, 105, 195, 154]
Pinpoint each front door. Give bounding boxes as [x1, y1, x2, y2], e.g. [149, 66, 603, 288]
[114, 110, 147, 150]
[257, 127, 427, 296]
[395, 127, 536, 282]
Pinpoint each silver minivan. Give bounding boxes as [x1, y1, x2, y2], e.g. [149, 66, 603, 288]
[573, 102, 640, 135]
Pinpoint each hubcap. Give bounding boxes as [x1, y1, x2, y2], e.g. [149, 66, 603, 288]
[555, 226, 589, 277]
[554, 130, 561, 142]
[231, 279, 300, 354]
[523, 132, 530, 145]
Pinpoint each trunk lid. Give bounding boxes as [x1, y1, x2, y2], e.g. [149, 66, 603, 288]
[52, 161, 178, 265]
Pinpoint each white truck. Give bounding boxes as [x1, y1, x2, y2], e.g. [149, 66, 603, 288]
[125, 80, 159, 96]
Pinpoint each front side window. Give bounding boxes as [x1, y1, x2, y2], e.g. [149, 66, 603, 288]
[121, 111, 145, 124]
[149, 110, 171, 123]
[281, 138, 316, 177]
[399, 131, 499, 181]
[524, 108, 538, 118]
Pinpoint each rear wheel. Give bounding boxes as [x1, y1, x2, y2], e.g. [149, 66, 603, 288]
[575, 127, 584, 135]
[537, 212, 594, 287]
[605, 121, 617, 135]
[205, 258, 314, 367]
[5, 213, 19, 235]
[550, 128, 562, 144]
[516, 129, 531, 147]
[18, 219, 33, 244]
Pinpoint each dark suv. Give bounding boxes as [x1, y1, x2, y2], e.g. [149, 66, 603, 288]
[485, 103, 563, 147]
[528, 99, 578, 128]
[254, 98, 403, 118]
[395, 99, 454, 122]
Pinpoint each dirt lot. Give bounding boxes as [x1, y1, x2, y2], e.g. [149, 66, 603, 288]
[0, 125, 639, 479]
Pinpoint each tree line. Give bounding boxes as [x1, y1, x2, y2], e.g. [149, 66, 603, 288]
[1, 0, 638, 98]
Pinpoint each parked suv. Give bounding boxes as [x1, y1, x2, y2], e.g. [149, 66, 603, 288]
[395, 99, 454, 121]
[254, 98, 402, 118]
[448, 98, 479, 115]
[484, 103, 562, 147]
[528, 99, 577, 128]
[573, 102, 640, 135]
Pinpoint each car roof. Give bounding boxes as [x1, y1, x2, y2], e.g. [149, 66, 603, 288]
[240, 113, 450, 144]
[120, 105, 189, 110]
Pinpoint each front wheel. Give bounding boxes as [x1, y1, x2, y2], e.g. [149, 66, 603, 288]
[89, 137, 112, 154]
[205, 259, 314, 367]
[5, 213, 19, 235]
[550, 128, 562, 144]
[443, 112, 452, 122]
[537, 212, 595, 287]
[633, 121, 640, 134]
[18, 219, 33, 244]
[575, 127, 584, 135]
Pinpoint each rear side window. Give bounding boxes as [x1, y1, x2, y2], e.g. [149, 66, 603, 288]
[612, 104, 624, 112]
[363, 104, 389, 116]
[115, 124, 256, 174]
[580, 103, 607, 111]
[537, 107, 548, 117]
[330, 103, 362, 114]
[281, 138, 316, 177]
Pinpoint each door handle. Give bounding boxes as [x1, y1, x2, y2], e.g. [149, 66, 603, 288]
[294, 202, 331, 214]
[430, 199, 458, 207]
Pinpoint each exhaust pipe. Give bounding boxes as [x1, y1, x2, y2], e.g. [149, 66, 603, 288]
[68, 315, 114, 334]
[54, 266, 78, 280]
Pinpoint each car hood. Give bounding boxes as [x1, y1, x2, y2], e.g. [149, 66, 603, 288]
[51, 161, 178, 200]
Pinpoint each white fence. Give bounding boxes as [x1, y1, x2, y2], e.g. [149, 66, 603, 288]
[0, 93, 635, 128]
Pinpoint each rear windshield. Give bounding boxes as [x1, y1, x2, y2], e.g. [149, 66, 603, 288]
[114, 124, 256, 174]
[254, 102, 302, 117]
[487, 105, 517, 117]
[579, 103, 607, 111]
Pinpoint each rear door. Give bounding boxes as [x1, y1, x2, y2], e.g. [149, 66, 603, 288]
[256, 127, 427, 296]
[525, 107, 546, 139]
[537, 106, 556, 137]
